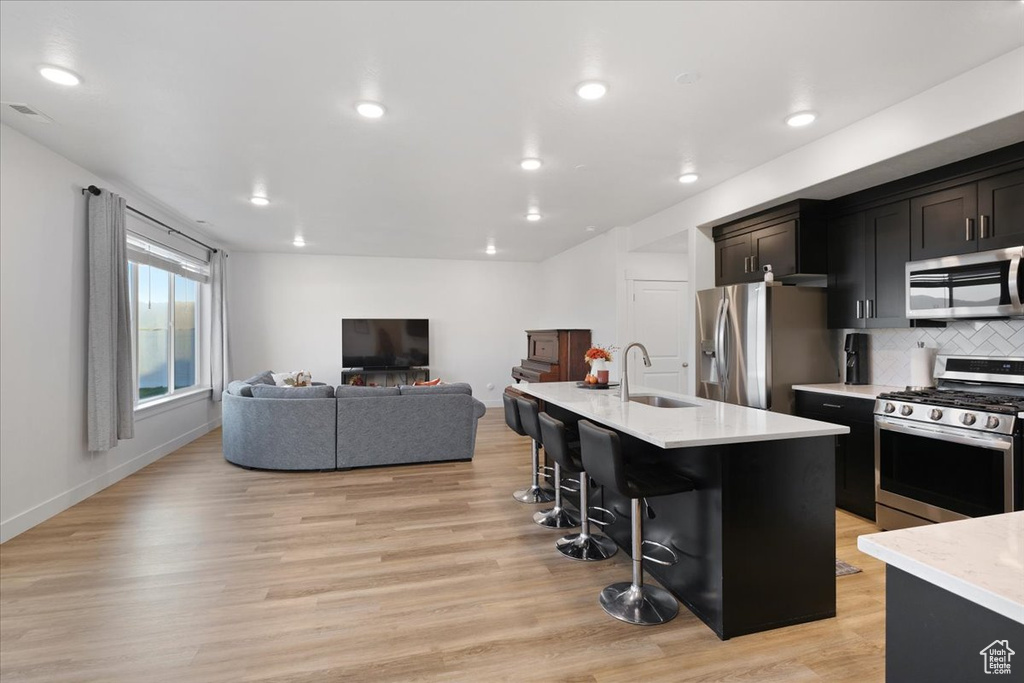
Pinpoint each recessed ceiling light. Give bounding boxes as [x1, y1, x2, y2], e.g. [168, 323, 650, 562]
[485, 245, 497, 255]
[292, 237, 306, 247]
[678, 173, 700, 184]
[250, 196, 270, 206]
[675, 71, 701, 86]
[575, 81, 608, 100]
[526, 212, 542, 222]
[520, 158, 542, 171]
[785, 111, 817, 127]
[585, 226, 597, 232]
[355, 101, 386, 119]
[38, 65, 81, 86]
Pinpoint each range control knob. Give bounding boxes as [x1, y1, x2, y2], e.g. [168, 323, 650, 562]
[986, 416, 1001, 430]
[930, 409, 943, 421]
[900, 405, 914, 416]
[884, 403, 896, 414]
[961, 413, 977, 426]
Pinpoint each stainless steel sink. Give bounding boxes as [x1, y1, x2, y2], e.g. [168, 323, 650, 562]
[629, 395, 699, 409]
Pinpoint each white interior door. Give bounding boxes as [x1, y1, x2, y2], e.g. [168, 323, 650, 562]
[628, 279, 689, 392]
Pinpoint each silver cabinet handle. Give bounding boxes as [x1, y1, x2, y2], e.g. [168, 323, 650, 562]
[980, 214, 990, 239]
[743, 256, 750, 273]
[856, 300, 864, 319]
[965, 217, 974, 241]
[822, 403, 843, 409]
[751, 255, 758, 271]
[866, 299, 875, 319]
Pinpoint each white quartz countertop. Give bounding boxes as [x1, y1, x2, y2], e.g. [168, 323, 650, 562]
[858, 512, 1024, 624]
[516, 382, 848, 449]
[792, 383, 903, 399]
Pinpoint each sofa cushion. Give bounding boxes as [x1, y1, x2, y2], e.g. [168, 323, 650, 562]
[244, 370, 276, 386]
[399, 382, 472, 396]
[226, 380, 254, 397]
[335, 385, 401, 398]
[251, 384, 335, 399]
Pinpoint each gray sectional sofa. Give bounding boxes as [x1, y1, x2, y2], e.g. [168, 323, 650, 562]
[222, 379, 486, 471]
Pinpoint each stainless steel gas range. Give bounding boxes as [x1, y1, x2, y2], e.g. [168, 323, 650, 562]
[873, 356, 1024, 530]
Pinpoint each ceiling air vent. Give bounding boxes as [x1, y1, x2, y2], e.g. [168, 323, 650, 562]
[1, 102, 54, 123]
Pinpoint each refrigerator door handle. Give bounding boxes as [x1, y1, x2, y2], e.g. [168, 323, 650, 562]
[716, 297, 730, 401]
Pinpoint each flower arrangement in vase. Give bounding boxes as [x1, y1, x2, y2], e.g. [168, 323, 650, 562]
[583, 344, 616, 385]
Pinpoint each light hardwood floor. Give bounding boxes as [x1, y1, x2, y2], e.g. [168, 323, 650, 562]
[0, 411, 886, 682]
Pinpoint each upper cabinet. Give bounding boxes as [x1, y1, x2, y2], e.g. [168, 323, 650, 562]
[828, 201, 910, 329]
[977, 169, 1024, 251]
[712, 200, 826, 287]
[910, 168, 1024, 260]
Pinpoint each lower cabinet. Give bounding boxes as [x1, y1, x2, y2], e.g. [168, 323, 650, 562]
[795, 391, 876, 521]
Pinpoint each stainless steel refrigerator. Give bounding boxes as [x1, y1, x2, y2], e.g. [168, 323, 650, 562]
[696, 283, 838, 414]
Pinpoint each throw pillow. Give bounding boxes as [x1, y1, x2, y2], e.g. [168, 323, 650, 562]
[250, 384, 334, 399]
[272, 370, 312, 387]
[243, 370, 276, 386]
[414, 378, 442, 386]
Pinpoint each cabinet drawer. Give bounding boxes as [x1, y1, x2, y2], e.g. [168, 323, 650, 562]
[512, 366, 542, 383]
[528, 333, 559, 363]
[794, 391, 875, 424]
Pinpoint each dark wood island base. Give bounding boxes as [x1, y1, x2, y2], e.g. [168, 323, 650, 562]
[545, 403, 837, 640]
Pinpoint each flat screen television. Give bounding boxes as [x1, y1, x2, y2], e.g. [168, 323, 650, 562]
[342, 318, 429, 369]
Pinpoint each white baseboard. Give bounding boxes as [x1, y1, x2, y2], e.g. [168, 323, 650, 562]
[0, 417, 221, 543]
[481, 399, 502, 409]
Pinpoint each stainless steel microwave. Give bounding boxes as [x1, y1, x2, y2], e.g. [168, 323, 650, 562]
[906, 246, 1024, 320]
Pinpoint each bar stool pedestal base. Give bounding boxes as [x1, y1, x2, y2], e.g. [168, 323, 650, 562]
[512, 486, 555, 504]
[599, 582, 679, 626]
[533, 507, 580, 528]
[556, 533, 618, 561]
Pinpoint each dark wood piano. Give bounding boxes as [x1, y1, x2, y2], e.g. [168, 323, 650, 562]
[512, 329, 591, 384]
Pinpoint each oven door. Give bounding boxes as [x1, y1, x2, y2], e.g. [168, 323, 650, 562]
[905, 246, 1023, 320]
[875, 417, 1016, 525]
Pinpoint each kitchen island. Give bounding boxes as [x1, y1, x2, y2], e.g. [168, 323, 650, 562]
[516, 381, 849, 639]
[859, 513, 1024, 681]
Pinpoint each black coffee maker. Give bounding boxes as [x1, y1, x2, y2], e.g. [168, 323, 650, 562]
[844, 333, 869, 385]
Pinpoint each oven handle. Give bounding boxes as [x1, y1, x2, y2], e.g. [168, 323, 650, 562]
[876, 417, 1013, 451]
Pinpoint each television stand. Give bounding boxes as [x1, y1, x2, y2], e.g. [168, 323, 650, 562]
[340, 367, 430, 388]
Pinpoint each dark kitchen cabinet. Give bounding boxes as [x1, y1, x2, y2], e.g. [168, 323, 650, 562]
[715, 233, 754, 286]
[795, 390, 876, 521]
[827, 201, 910, 329]
[909, 168, 1024, 260]
[712, 200, 827, 286]
[910, 184, 977, 260]
[977, 169, 1024, 251]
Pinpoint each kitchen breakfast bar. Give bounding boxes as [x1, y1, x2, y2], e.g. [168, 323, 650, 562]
[516, 381, 849, 639]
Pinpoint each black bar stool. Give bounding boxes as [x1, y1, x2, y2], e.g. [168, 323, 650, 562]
[539, 412, 617, 560]
[578, 419, 695, 626]
[528, 410, 581, 529]
[505, 393, 554, 504]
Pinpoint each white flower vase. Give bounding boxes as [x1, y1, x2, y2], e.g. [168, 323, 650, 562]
[590, 359, 610, 384]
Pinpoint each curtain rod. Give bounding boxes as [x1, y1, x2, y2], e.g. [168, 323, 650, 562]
[82, 185, 219, 254]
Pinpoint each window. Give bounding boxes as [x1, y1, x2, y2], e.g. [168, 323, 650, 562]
[127, 231, 208, 405]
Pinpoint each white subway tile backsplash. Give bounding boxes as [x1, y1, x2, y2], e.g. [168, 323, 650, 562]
[837, 320, 1024, 387]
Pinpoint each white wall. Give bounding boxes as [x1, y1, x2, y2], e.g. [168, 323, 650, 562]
[228, 252, 541, 406]
[0, 125, 222, 542]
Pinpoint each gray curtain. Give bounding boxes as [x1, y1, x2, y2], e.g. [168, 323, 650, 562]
[87, 190, 134, 450]
[210, 250, 230, 401]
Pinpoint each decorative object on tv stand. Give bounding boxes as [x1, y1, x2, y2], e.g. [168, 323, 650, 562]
[584, 344, 616, 385]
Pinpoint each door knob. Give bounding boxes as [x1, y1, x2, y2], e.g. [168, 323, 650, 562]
[682, 362, 689, 368]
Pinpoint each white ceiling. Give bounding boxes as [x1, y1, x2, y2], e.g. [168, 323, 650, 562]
[1, 1, 1022, 261]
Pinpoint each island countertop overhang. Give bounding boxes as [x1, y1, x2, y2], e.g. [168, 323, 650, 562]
[514, 382, 849, 449]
